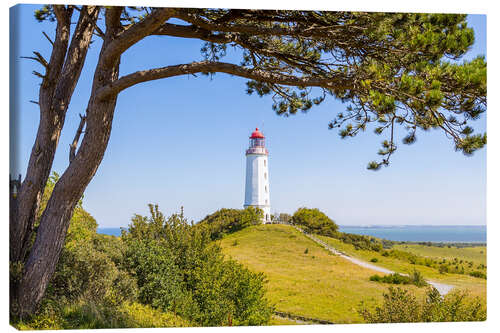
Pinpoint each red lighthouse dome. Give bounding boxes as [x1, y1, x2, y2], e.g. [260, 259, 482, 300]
[249, 128, 265, 139]
[247, 128, 268, 155]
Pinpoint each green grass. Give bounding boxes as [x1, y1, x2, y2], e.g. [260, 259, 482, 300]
[393, 243, 486, 265]
[218, 224, 425, 324]
[317, 235, 486, 301]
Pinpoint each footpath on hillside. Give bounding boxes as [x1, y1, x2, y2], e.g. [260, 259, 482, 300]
[286, 224, 454, 296]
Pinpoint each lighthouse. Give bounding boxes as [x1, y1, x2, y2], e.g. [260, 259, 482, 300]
[244, 128, 271, 223]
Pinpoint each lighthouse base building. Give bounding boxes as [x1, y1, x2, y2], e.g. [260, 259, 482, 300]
[244, 128, 271, 223]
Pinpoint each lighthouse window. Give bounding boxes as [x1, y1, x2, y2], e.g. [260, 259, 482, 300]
[264, 160, 266, 166]
[265, 186, 268, 193]
[264, 173, 267, 179]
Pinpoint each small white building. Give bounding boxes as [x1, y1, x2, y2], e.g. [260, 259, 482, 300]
[244, 128, 271, 223]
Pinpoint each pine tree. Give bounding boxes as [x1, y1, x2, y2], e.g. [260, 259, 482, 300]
[11, 6, 486, 317]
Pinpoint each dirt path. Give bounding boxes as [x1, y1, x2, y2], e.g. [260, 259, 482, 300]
[291, 225, 454, 295]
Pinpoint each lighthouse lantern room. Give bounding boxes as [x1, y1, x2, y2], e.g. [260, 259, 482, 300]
[244, 128, 271, 223]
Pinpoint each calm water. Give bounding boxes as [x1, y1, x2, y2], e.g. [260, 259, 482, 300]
[338, 225, 486, 243]
[98, 227, 123, 237]
[98, 225, 486, 243]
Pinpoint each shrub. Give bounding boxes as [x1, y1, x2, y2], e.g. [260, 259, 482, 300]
[369, 271, 427, 287]
[469, 271, 487, 279]
[359, 287, 486, 323]
[439, 264, 449, 274]
[409, 270, 428, 287]
[46, 206, 138, 307]
[122, 204, 273, 326]
[291, 208, 338, 237]
[334, 232, 384, 252]
[304, 248, 309, 254]
[370, 258, 378, 263]
[196, 207, 263, 240]
[369, 273, 410, 285]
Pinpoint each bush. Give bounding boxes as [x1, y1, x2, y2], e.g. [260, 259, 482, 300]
[196, 207, 263, 240]
[439, 264, 449, 274]
[46, 205, 138, 307]
[369, 271, 427, 287]
[122, 204, 273, 326]
[370, 258, 378, 263]
[359, 287, 486, 323]
[334, 232, 384, 252]
[469, 271, 487, 279]
[291, 208, 338, 237]
[409, 270, 428, 287]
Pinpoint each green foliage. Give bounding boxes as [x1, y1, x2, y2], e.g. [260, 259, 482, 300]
[34, 5, 55, 22]
[469, 271, 487, 279]
[369, 273, 411, 285]
[122, 204, 273, 326]
[196, 207, 263, 240]
[117, 302, 193, 328]
[291, 208, 338, 237]
[123, 240, 189, 313]
[13, 300, 191, 330]
[334, 232, 385, 251]
[370, 258, 378, 263]
[409, 270, 428, 287]
[46, 199, 137, 306]
[359, 287, 486, 322]
[369, 270, 427, 287]
[379, 248, 486, 278]
[238, 11, 488, 166]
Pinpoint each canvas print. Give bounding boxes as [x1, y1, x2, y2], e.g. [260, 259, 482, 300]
[9, 3, 487, 329]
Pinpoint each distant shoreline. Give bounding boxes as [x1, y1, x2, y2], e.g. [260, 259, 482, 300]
[338, 225, 486, 243]
[98, 225, 486, 243]
[338, 225, 486, 228]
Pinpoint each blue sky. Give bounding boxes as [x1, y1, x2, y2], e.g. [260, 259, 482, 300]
[11, 6, 486, 227]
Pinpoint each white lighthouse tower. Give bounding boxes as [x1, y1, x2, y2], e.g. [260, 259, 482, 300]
[244, 128, 271, 223]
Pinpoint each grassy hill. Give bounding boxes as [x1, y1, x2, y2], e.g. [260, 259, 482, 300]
[218, 224, 427, 324]
[317, 235, 486, 300]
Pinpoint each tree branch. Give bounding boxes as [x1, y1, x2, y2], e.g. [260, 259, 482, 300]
[96, 61, 350, 99]
[153, 23, 234, 43]
[69, 114, 87, 164]
[42, 31, 54, 46]
[101, 8, 176, 66]
[172, 11, 345, 39]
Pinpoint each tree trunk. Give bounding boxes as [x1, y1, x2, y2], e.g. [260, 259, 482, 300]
[11, 6, 100, 264]
[10, 7, 72, 265]
[14, 8, 120, 317]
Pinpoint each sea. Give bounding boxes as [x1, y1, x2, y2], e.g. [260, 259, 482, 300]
[98, 225, 486, 243]
[338, 225, 486, 243]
